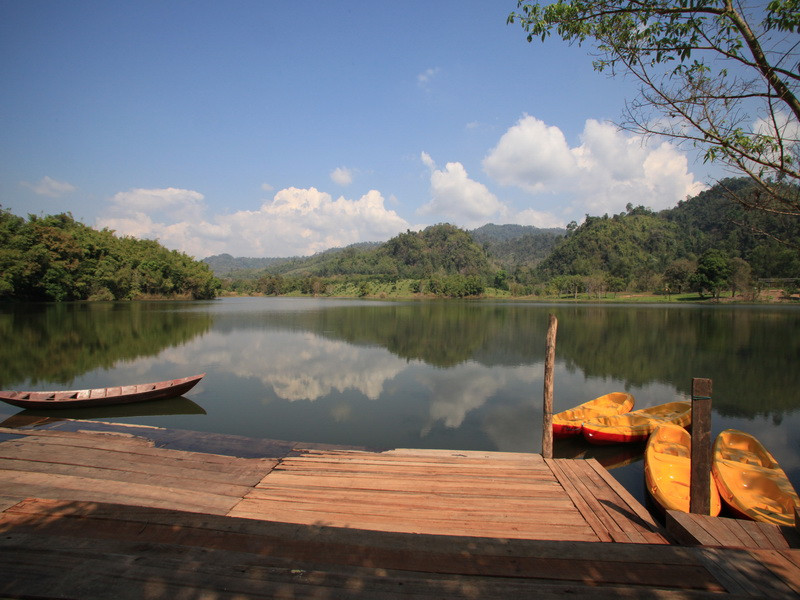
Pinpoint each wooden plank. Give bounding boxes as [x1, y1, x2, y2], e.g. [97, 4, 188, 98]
[1, 433, 277, 483]
[230, 507, 598, 539]
[310, 448, 546, 464]
[697, 514, 753, 547]
[667, 510, 795, 550]
[0, 499, 708, 565]
[0, 537, 733, 600]
[256, 471, 561, 495]
[0, 456, 254, 498]
[666, 511, 722, 547]
[278, 453, 550, 471]
[244, 485, 576, 510]
[738, 518, 789, 550]
[0, 441, 277, 486]
[0, 470, 241, 514]
[5, 428, 278, 467]
[696, 546, 800, 597]
[690, 547, 758, 596]
[781, 549, 800, 570]
[232, 496, 587, 528]
[723, 517, 767, 548]
[544, 458, 612, 542]
[565, 458, 649, 543]
[751, 549, 800, 596]
[382, 447, 546, 459]
[584, 455, 666, 538]
[0, 499, 732, 595]
[274, 460, 554, 480]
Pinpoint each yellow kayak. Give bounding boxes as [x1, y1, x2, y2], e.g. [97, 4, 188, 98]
[644, 423, 721, 516]
[712, 429, 800, 526]
[552, 392, 634, 438]
[582, 401, 692, 444]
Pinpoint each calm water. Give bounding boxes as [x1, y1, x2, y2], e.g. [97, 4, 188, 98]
[1, 297, 799, 505]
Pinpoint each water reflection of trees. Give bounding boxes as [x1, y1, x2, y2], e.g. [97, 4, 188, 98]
[0, 302, 212, 387]
[251, 302, 800, 418]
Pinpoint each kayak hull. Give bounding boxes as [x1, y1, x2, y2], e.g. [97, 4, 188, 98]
[582, 401, 692, 445]
[552, 392, 635, 438]
[645, 423, 721, 516]
[712, 429, 800, 527]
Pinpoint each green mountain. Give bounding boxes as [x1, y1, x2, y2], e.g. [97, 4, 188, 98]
[0, 209, 219, 301]
[210, 178, 799, 297]
[531, 179, 800, 291]
[471, 224, 565, 269]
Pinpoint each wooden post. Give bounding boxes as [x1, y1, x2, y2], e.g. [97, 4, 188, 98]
[689, 378, 713, 515]
[542, 314, 558, 459]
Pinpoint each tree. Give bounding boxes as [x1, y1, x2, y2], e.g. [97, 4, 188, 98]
[690, 249, 732, 298]
[664, 258, 697, 294]
[509, 1, 800, 245]
[728, 256, 752, 297]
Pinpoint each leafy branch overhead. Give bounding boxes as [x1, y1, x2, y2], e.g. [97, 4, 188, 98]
[509, 0, 800, 237]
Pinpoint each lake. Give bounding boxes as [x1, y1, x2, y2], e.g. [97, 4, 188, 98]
[1, 296, 798, 506]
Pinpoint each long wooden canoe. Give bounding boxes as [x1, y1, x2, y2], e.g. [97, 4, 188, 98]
[712, 428, 800, 526]
[582, 401, 691, 444]
[645, 423, 721, 516]
[0, 374, 205, 410]
[552, 392, 635, 438]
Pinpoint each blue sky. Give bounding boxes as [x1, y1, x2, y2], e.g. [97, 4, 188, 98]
[1, 1, 711, 258]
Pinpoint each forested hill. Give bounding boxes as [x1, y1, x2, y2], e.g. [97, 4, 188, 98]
[527, 178, 800, 295]
[205, 224, 564, 280]
[3, 177, 797, 302]
[0, 209, 219, 301]
[210, 178, 799, 298]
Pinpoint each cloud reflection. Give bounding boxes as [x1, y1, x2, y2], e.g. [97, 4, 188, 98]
[185, 329, 407, 402]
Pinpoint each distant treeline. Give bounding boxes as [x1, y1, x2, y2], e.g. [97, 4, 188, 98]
[0, 209, 219, 301]
[211, 178, 800, 300]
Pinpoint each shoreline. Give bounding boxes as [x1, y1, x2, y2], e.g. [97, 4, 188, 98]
[218, 288, 800, 305]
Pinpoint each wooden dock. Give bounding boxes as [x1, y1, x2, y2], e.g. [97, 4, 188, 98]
[2, 422, 800, 598]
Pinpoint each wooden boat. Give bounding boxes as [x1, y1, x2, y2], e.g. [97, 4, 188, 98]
[0, 374, 205, 410]
[712, 429, 800, 526]
[582, 400, 691, 444]
[552, 392, 635, 438]
[644, 423, 721, 516]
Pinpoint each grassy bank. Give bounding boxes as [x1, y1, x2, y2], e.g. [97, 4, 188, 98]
[220, 280, 797, 304]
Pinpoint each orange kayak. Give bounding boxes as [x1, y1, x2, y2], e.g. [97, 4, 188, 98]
[712, 429, 800, 526]
[552, 392, 634, 438]
[553, 392, 635, 438]
[645, 423, 721, 516]
[582, 401, 691, 444]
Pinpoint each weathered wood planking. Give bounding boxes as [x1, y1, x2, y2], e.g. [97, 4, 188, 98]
[667, 510, 800, 550]
[229, 448, 667, 543]
[7, 497, 797, 599]
[546, 457, 669, 544]
[0, 427, 278, 514]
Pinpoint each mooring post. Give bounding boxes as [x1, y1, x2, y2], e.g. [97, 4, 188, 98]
[542, 314, 558, 459]
[690, 377, 713, 515]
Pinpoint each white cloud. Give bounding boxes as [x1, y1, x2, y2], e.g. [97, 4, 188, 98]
[330, 166, 354, 186]
[21, 176, 76, 198]
[97, 186, 409, 258]
[417, 67, 440, 87]
[483, 115, 706, 220]
[109, 187, 206, 221]
[483, 115, 575, 192]
[514, 208, 566, 229]
[261, 182, 274, 192]
[418, 154, 508, 228]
